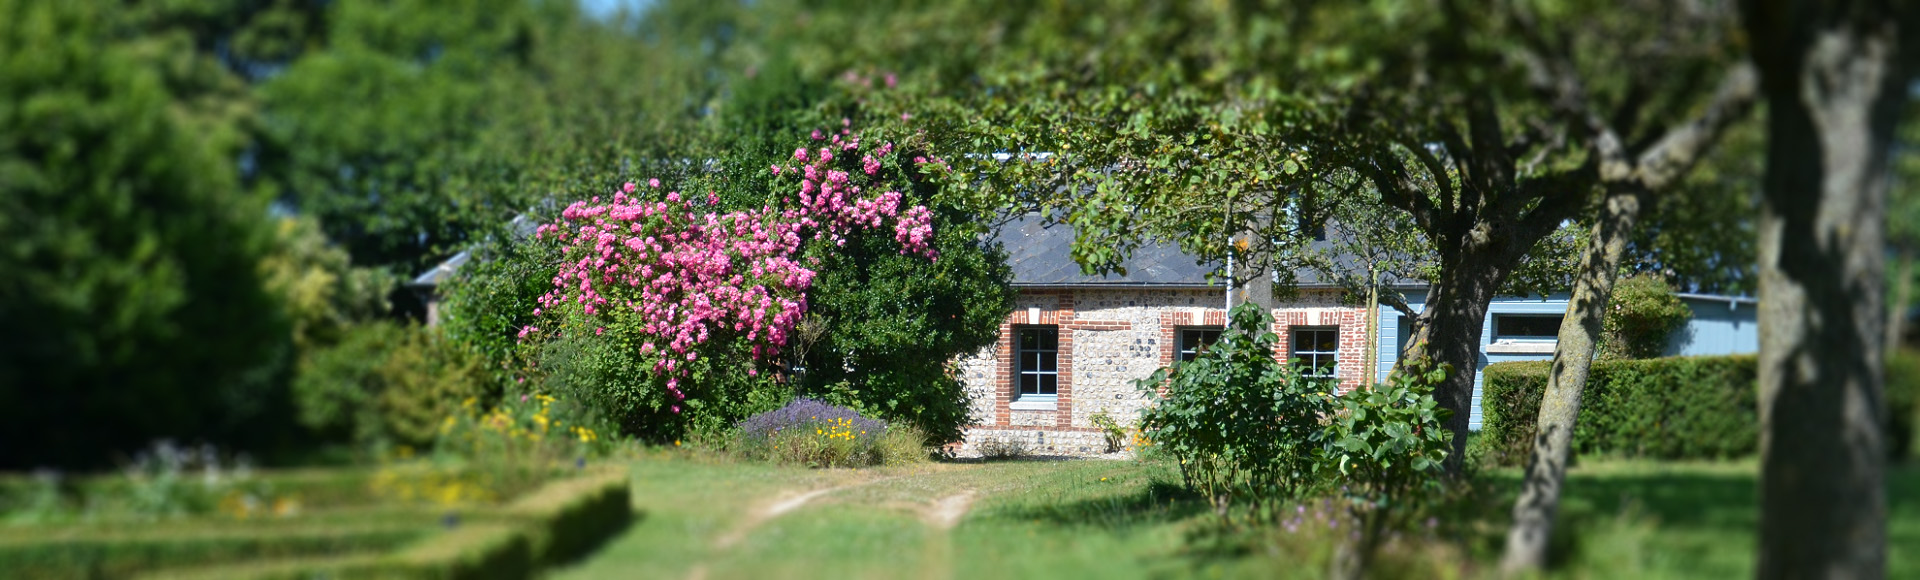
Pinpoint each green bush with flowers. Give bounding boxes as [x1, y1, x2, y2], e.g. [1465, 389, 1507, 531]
[730, 398, 926, 468]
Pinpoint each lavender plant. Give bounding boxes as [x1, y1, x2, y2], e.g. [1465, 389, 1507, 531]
[733, 398, 920, 467]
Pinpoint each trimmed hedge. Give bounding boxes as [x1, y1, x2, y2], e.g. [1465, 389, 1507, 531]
[133, 468, 631, 580]
[500, 467, 630, 566]
[1481, 355, 1758, 466]
[0, 521, 430, 580]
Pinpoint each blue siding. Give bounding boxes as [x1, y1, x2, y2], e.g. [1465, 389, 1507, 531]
[1371, 290, 1757, 431]
[1667, 295, 1760, 356]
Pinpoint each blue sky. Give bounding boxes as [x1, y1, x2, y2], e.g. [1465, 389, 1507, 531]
[579, 0, 655, 19]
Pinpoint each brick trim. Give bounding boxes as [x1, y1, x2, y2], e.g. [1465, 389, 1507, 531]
[996, 291, 1077, 429]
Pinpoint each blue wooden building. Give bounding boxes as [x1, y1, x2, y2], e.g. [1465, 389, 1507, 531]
[1373, 290, 1759, 430]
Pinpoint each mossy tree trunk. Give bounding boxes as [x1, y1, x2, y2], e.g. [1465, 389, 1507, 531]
[1499, 62, 1758, 572]
[1743, 1, 1909, 576]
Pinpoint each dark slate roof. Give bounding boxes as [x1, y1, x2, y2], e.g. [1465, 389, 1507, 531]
[991, 214, 1220, 287]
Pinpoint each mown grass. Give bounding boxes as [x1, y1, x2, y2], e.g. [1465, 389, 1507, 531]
[555, 451, 1920, 580]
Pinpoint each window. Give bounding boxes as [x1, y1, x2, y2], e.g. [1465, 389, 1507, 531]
[1178, 327, 1224, 362]
[1016, 326, 1058, 398]
[1292, 327, 1339, 378]
[1495, 315, 1563, 340]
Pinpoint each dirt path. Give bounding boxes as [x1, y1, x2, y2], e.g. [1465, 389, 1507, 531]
[713, 484, 853, 549]
[694, 471, 980, 580]
[924, 491, 975, 530]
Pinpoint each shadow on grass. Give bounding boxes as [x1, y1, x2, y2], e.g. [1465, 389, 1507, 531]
[1460, 462, 1920, 571]
[991, 479, 1208, 532]
[548, 510, 646, 568]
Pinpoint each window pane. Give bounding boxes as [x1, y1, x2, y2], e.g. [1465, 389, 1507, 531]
[1497, 315, 1563, 338]
[1318, 330, 1338, 352]
[1040, 352, 1057, 372]
[1020, 373, 1036, 394]
[1039, 374, 1057, 394]
[1038, 328, 1057, 350]
[1020, 328, 1037, 350]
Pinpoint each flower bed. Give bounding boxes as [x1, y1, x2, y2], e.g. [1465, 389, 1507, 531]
[733, 399, 923, 468]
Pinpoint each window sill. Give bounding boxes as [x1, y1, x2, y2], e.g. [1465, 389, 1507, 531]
[1009, 400, 1058, 411]
[1486, 340, 1558, 354]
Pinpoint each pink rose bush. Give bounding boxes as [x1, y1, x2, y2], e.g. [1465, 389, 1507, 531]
[524, 128, 937, 411]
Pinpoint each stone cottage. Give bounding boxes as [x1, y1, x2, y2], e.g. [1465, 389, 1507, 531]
[955, 216, 1379, 455]
[954, 215, 1761, 455]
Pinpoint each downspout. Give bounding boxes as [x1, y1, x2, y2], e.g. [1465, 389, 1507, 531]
[1224, 194, 1234, 314]
[1366, 267, 1380, 387]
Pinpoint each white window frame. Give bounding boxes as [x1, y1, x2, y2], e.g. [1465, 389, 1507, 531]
[1177, 327, 1225, 362]
[1493, 314, 1564, 342]
[1014, 326, 1059, 404]
[1292, 326, 1340, 379]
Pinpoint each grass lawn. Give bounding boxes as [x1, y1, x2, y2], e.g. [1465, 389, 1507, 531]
[555, 453, 1920, 580]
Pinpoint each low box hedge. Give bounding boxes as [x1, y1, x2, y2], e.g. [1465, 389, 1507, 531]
[1481, 355, 1758, 466]
[0, 520, 431, 580]
[134, 467, 632, 580]
[500, 467, 630, 566]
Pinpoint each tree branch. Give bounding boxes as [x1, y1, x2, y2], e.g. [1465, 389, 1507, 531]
[1626, 62, 1760, 190]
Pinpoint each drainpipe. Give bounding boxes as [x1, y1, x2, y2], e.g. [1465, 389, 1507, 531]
[1366, 268, 1380, 387]
[1224, 195, 1234, 315]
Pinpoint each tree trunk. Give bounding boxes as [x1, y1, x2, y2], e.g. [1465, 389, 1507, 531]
[1500, 187, 1647, 573]
[1742, 2, 1904, 576]
[1400, 257, 1507, 475]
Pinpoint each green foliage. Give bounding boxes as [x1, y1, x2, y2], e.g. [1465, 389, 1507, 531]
[1137, 304, 1336, 522]
[1089, 410, 1127, 454]
[1481, 356, 1760, 466]
[260, 215, 395, 354]
[293, 322, 495, 450]
[1317, 358, 1454, 571]
[791, 203, 1014, 444]
[439, 232, 555, 386]
[1601, 275, 1693, 360]
[0, 0, 294, 469]
[693, 60, 1016, 445]
[1888, 349, 1920, 462]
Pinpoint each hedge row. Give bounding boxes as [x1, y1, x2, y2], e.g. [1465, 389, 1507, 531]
[1484, 351, 1920, 467]
[1481, 355, 1759, 466]
[0, 521, 432, 580]
[136, 468, 631, 580]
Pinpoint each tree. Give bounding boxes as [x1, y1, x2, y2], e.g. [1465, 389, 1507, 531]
[833, 0, 1753, 479]
[0, 0, 293, 468]
[1501, 3, 1759, 565]
[1742, 0, 1912, 576]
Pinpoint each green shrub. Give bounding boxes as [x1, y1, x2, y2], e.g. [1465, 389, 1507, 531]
[293, 322, 496, 449]
[1320, 358, 1455, 579]
[1481, 355, 1758, 466]
[1137, 303, 1334, 522]
[1600, 275, 1693, 360]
